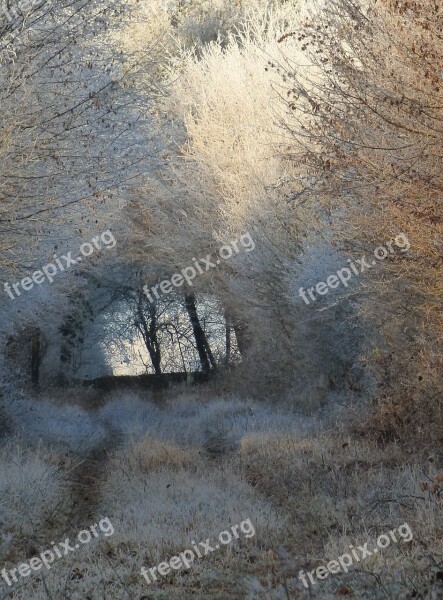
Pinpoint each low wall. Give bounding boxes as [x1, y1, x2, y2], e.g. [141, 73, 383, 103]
[79, 371, 213, 392]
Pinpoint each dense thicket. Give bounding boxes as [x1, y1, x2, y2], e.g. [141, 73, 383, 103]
[270, 0, 442, 438]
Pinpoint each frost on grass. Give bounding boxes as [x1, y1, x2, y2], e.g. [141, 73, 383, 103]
[5, 396, 107, 453]
[101, 438, 284, 564]
[98, 392, 312, 451]
[98, 391, 163, 437]
[0, 444, 67, 559]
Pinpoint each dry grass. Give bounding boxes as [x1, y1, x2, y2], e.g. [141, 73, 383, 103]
[119, 436, 199, 472]
[235, 432, 442, 598]
[1, 392, 441, 599]
[0, 443, 72, 567]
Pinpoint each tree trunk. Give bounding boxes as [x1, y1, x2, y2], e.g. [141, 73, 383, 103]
[233, 321, 251, 356]
[137, 300, 162, 375]
[184, 292, 216, 373]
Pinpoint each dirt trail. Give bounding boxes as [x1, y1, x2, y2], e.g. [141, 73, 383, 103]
[67, 425, 122, 530]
